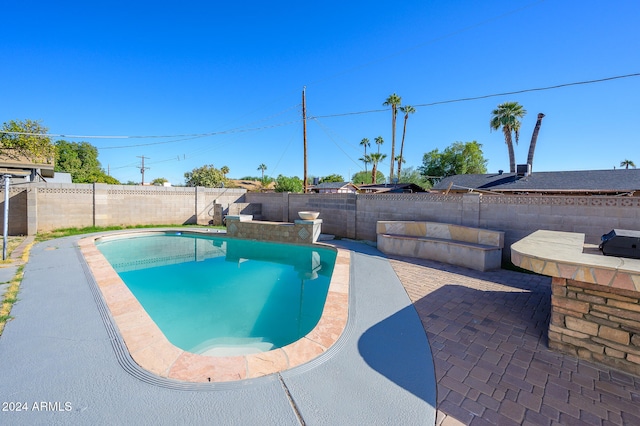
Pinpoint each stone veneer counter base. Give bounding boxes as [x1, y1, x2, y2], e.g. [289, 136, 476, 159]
[512, 230, 640, 376]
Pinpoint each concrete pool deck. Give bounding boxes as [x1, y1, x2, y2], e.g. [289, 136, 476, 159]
[0, 233, 436, 425]
[2, 232, 640, 425]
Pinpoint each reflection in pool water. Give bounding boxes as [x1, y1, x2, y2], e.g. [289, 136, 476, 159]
[96, 233, 336, 356]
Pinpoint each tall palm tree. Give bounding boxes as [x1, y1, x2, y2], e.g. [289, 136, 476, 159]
[526, 113, 545, 172]
[369, 152, 387, 184]
[395, 154, 406, 180]
[397, 105, 416, 178]
[360, 138, 371, 172]
[490, 101, 527, 173]
[374, 136, 384, 154]
[620, 159, 636, 169]
[359, 154, 372, 173]
[257, 163, 267, 182]
[221, 165, 230, 178]
[383, 93, 402, 182]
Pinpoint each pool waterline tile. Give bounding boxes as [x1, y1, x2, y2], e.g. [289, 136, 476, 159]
[78, 231, 350, 383]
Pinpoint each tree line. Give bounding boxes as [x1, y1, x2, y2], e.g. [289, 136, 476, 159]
[3, 103, 635, 192]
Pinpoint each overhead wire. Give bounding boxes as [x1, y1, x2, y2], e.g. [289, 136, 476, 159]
[308, 72, 640, 119]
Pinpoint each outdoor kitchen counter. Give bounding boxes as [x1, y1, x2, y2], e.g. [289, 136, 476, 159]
[511, 229, 640, 292]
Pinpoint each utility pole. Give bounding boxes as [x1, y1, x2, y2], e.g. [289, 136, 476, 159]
[302, 86, 308, 194]
[137, 155, 150, 185]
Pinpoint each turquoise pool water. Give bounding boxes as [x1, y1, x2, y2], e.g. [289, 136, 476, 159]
[96, 233, 336, 356]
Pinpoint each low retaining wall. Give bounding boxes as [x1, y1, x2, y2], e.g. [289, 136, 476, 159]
[376, 221, 504, 271]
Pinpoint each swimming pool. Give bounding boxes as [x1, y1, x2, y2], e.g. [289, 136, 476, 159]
[79, 229, 349, 382]
[96, 232, 337, 356]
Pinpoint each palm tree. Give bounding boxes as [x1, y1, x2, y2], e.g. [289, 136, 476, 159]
[620, 159, 636, 169]
[359, 154, 372, 173]
[360, 138, 371, 172]
[397, 105, 416, 178]
[221, 165, 230, 178]
[374, 136, 384, 154]
[383, 93, 402, 182]
[526, 113, 545, 172]
[257, 163, 267, 182]
[369, 152, 387, 184]
[490, 101, 527, 173]
[395, 155, 406, 180]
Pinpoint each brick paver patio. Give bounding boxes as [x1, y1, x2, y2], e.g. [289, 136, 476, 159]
[388, 255, 640, 425]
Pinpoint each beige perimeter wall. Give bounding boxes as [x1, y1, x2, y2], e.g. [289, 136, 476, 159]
[0, 183, 247, 234]
[247, 192, 640, 260]
[2, 184, 639, 261]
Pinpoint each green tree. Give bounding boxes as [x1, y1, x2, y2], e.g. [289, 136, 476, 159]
[620, 159, 636, 169]
[257, 163, 267, 182]
[184, 164, 226, 187]
[359, 138, 371, 172]
[399, 166, 431, 189]
[0, 119, 55, 162]
[319, 174, 344, 183]
[397, 105, 415, 178]
[383, 93, 402, 182]
[54, 140, 119, 183]
[221, 165, 230, 178]
[151, 177, 168, 186]
[419, 141, 488, 185]
[490, 101, 527, 173]
[369, 152, 387, 184]
[274, 175, 303, 193]
[352, 170, 385, 185]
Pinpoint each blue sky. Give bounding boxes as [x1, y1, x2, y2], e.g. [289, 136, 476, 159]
[2, 0, 639, 185]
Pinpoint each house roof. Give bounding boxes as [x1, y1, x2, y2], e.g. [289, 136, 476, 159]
[432, 169, 640, 194]
[358, 183, 427, 193]
[313, 181, 359, 190]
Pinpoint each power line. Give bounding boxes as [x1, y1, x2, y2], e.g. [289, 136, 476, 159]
[308, 72, 640, 119]
[2, 72, 639, 142]
[413, 73, 640, 107]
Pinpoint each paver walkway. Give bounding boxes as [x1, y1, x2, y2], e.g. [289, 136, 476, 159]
[388, 255, 640, 426]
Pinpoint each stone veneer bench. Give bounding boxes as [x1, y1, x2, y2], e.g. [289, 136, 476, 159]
[376, 221, 504, 272]
[511, 229, 640, 376]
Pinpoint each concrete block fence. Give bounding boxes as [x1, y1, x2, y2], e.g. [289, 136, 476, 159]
[2, 183, 640, 261]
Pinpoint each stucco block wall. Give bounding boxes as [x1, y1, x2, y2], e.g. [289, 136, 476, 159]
[5, 183, 640, 256]
[0, 188, 28, 235]
[35, 184, 94, 231]
[245, 192, 289, 222]
[20, 183, 247, 233]
[478, 195, 640, 252]
[289, 193, 357, 239]
[356, 193, 466, 241]
[100, 185, 198, 226]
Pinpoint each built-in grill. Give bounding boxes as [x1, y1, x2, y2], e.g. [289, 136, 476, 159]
[599, 229, 640, 259]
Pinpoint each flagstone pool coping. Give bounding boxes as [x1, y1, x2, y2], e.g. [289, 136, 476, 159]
[77, 230, 351, 383]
